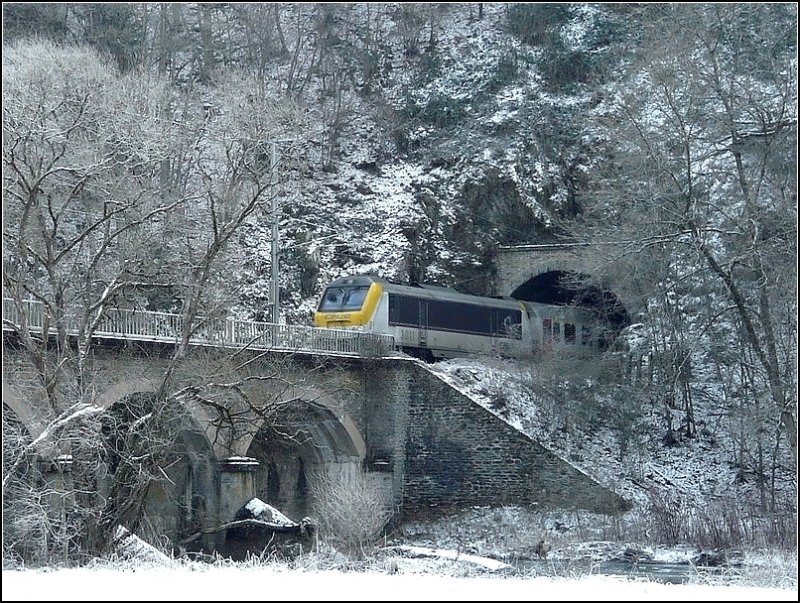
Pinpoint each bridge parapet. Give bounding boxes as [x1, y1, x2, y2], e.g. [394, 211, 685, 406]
[2, 298, 395, 358]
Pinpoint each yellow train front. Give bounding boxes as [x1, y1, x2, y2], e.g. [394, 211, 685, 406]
[314, 275, 534, 361]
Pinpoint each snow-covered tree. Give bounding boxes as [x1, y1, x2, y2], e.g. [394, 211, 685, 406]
[2, 39, 308, 560]
[576, 4, 797, 495]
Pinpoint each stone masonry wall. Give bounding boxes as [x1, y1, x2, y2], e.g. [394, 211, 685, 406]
[396, 360, 630, 518]
[494, 246, 582, 297]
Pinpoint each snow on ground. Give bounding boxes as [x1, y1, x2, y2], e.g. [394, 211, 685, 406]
[2, 561, 796, 602]
[388, 545, 513, 571]
[6, 528, 794, 601]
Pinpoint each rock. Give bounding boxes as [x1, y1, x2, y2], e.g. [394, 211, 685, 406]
[223, 498, 317, 561]
[621, 547, 653, 564]
[693, 551, 727, 567]
[113, 525, 173, 566]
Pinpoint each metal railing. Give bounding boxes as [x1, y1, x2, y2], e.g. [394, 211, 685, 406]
[2, 298, 396, 358]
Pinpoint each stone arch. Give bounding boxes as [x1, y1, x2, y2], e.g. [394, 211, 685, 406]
[496, 246, 639, 331]
[99, 389, 218, 551]
[244, 389, 367, 520]
[236, 385, 367, 461]
[511, 260, 586, 292]
[495, 246, 585, 297]
[94, 377, 160, 413]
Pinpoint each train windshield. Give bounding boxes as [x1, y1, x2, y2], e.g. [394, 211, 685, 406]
[318, 285, 370, 312]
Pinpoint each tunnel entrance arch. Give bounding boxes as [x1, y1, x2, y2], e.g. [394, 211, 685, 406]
[511, 270, 631, 343]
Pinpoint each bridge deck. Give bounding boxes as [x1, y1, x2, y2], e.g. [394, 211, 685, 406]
[2, 298, 396, 358]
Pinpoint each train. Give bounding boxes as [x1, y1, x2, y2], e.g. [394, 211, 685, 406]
[313, 274, 602, 361]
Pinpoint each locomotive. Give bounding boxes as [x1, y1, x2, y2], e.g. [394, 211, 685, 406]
[313, 274, 600, 361]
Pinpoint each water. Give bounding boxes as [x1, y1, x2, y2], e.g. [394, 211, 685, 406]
[515, 558, 738, 584]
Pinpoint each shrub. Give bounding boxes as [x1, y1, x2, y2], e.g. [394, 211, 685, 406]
[309, 464, 394, 558]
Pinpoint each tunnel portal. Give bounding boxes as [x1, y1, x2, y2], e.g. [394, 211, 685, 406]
[511, 270, 631, 336]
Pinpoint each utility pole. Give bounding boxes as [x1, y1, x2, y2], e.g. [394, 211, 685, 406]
[270, 141, 280, 324]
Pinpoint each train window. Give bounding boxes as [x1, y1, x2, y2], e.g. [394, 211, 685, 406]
[318, 285, 370, 311]
[390, 297, 523, 338]
[542, 319, 552, 343]
[388, 294, 420, 326]
[553, 322, 561, 342]
[428, 300, 490, 334]
[581, 326, 591, 346]
[565, 323, 576, 344]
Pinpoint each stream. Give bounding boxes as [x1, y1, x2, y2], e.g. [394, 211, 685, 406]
[515, 557, 738, 584]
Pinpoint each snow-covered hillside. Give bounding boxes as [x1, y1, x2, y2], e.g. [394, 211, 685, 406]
[412, 354, 796, 553]
[235, 3, 609, 323]
[3, 1, 795, 571]
[224, 2, 796, 554]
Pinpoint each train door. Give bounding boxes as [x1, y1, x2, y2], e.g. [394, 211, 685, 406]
[490, 309, 502, 338]
[489, 308, 502, 355]
[417, 299, 428, 347]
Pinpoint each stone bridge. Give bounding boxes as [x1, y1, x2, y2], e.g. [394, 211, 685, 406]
[2, 299, 629, 556]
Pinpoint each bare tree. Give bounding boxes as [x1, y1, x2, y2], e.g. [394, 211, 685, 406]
[2, 39, 309, 561]
[310, 464, 394, 558]
[572, 4, 797, 497]
[3, 40, 177, 412]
